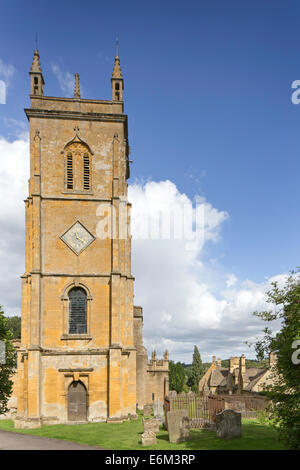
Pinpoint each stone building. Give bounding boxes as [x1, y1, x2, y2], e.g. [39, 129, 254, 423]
[199, 353, 277, 395]
[134, 306, 169, 408]
[14, 49, 168, 428]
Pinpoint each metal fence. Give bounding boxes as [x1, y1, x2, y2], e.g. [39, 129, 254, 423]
[164, 394, 224, 428]
[221, 394, 269, 419]
[164, 393, 269, 428]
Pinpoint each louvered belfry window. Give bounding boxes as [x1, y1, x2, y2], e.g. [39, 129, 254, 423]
[68, 287, 87, 334]
[64, 141, 92, 192]
[66, 154, 73, 189]
[83, 154, 90, 190]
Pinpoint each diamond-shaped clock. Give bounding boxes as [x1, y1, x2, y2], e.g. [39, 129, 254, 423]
[60, 221, 95, 255]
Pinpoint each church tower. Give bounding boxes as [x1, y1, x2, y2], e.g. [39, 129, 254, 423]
[15, 50, 137, 428]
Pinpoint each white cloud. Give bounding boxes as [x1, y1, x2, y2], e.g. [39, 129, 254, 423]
[0, 137, 29, 315]
[129, 180, 286, 363]
[51, 64, 74, 97]
[0, 137, 285, 363]
[0, 58, 15, 86]
[0, 58, 15, 103]
[226, 273, 237, 288]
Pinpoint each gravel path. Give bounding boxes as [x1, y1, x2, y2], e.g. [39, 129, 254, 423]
[0, 429, 103, 450]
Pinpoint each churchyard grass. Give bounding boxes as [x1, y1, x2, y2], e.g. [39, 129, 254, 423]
[0, 416, 287, 450]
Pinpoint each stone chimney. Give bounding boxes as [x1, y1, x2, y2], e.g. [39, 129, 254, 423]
[229, 356, 239, 373]
[239, 354, 246, 374]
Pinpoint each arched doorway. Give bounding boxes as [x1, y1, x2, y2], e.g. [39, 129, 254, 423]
[67, 381, 88, 421]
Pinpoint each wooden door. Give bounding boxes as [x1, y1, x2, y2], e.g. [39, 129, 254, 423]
[68, 381, 87, 421]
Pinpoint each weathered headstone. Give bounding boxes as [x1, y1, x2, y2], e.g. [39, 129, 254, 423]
[143, 417, 159, 434]
[168, 390, 177, 398]
[167, 410, 190, 443]
[141, 430, 157, 446]
[153, 398, 164, 425]
[143, 404, 153, 417]
[216, 409, 242, 439]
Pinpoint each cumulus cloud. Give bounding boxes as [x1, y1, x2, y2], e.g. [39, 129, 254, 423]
[0, 137, 29, 315]
[0, 136, 285, 362]
[129, 180, 286, 363]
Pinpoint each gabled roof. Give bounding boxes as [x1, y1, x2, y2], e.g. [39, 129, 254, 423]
[244, 369, 268, 391]
[209, 367, 228, 387]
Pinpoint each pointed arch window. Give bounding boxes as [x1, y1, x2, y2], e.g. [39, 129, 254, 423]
[68, 287, 87, 334]
[63, 136, 93, 193]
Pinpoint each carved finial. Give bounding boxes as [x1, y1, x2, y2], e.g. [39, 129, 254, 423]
[164, 350, 169, 360]
[74, 73, 81, 99]
[112, 56, 123, 79]
[31, 49, 42, 73]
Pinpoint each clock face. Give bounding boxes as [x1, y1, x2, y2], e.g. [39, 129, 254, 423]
[60, 221, 95, 255]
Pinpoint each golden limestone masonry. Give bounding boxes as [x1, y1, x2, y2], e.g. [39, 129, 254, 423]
[14, 49, 168, 428]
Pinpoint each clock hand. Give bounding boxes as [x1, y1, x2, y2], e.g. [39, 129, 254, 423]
[75, 231, 85, 243]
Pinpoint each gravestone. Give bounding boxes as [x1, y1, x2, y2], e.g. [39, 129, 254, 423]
[153, 398, 164, 425]
[167, 410, 190, 443]
[143, 417, 159, 434]
[216, 409, 242, 439]
[141, 430, 157, 446]
[168, 390, 177, 398]
[143, 404, 153, 417]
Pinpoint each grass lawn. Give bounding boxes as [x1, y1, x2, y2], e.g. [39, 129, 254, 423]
[0, 416, 287, 450]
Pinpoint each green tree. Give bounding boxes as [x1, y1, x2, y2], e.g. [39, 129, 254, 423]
[169, 361, 186, 393]
[252, 270, 300, 449]
[5, 315, 21, 339]
[0, 306, 17, 415]
[188, 346, 204, 393]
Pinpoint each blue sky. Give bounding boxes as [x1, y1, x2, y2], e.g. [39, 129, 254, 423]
[0, 0, 299, 360]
